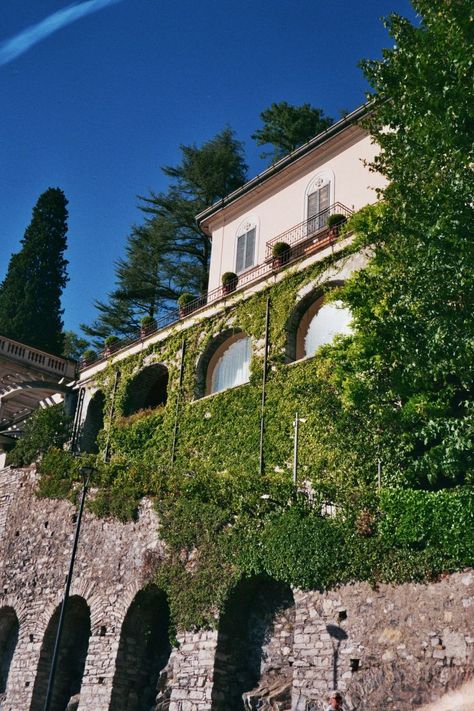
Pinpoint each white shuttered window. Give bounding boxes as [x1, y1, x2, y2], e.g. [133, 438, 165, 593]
[235, 228, 256, 273]
[307, 183, 330, 230]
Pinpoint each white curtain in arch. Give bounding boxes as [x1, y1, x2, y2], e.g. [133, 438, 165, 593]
[211, 336, 251, 394]
[304, 301, 352, 356]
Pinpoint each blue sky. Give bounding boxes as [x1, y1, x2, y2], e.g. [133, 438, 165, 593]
[0, 0, 417, 337]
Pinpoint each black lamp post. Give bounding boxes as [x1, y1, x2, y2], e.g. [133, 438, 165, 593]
[42, 464, 96, 711]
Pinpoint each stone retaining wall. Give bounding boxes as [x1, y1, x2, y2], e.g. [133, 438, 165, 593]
[0, 467, 472, 711]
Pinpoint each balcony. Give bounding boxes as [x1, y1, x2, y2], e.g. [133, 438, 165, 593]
[80, 202, 353, 371]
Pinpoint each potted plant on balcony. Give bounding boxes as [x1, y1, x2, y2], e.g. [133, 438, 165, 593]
[103, 335, 120, 356]
[81, 348, 97, 366]
[139, 315, 156, 337]
[271, 241, 291, 269]
[177, 292, 195, 318]
[222, 271, 238, 295]
[327, 213, 346, 238]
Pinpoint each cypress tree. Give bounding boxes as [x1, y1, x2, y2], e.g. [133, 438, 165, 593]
[0, 187, 69, 355]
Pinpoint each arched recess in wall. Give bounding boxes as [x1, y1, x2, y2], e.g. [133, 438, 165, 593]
[0, 606, 19, 698]
[196, 329, 252, 398]
[29, 596, 91, 711]
[211, 576, 294, 711]
[80, 390, 105, 453]
[122, 364, 168, 416]
[109, 586, 171, 711]
[285, 282, 352, 362]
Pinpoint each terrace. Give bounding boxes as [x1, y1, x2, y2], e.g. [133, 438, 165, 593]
[79, 202, 353, 370]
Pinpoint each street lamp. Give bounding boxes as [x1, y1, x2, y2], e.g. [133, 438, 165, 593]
[43, 464, 96, 711]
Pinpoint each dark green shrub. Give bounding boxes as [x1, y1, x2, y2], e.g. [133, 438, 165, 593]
[177, 292, 195, 308]
[81, 348, 97, 363]
[327, 213, 346, 228]
[222, 271, 238, 287]
[8, 406, 72, 467]
[272, 241, 290, 258]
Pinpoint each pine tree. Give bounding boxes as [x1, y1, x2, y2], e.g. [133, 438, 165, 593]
[83, 127, 247, 340]
[0, 188, 69, 355]
[252, 102, 333, 164]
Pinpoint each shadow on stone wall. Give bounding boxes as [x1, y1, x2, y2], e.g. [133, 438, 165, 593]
[29, 596, 91, 711]
[211, 575, 294, 711]
[0, 606, 19, 700]
[109, 585, 171, 711]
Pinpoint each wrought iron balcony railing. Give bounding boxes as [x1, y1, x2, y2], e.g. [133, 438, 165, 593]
[79, 202, 353, 371]
[265, 202, 353, 259]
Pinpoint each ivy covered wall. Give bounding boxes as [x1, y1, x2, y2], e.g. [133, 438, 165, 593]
[34, 243, 474, 629]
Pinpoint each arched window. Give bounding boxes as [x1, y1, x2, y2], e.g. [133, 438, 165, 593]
[299, 299, 352, 358]
[196, 330, 252, 398]
[286, 285, 352, 362]
[122, 364, 168, 416]
[210, 335, 251, 394]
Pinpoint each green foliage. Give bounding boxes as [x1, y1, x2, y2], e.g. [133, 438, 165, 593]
[327, 213, 346, 228]
[379, 487, 474, 564]
[104, 335, 120, 349]
[81, 348, 97, 363]
[8, 406, 72, 467]
[62, 331, 89, 360]
[83, 128, 247, 342]
[0, 187, 69, 355]
[177, 292, 195, 308]
[33, 2, 474, 629]
[271, 242, 290, 257]
[140, 315, 156, 328]
[221, 271, 237, 287]
[252, 101, 333, 163]
[332, 1, 474, 488]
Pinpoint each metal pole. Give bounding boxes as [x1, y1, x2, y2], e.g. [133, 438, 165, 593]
[42, 468, 93, 711]
[171, 337, 186, 464]
[259, 296, 270, 476]
[70, 387, 85, 454]
[377, 459, 382, 489]
[293, 412, 299, 486]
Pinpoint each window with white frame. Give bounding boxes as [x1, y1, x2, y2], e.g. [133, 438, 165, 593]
[235, 227, 256, 273]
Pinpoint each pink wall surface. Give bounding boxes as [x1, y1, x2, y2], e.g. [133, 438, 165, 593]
[206, 127, 386, 293]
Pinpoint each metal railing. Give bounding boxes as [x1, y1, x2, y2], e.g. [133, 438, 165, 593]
[265, 202, 352, 258]
[79, 203, 353, 371]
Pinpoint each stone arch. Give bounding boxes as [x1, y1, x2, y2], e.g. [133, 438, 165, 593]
[122, 364, 168, 416]
[0, 607, 19, 697]
[109, 585, 171, 711]
[285, 280, 351, 362]
[195, 328, 251, 398]
[80, 390, 105, 453]
[30, 596, 91, 711]
[211, 576, 295, 710]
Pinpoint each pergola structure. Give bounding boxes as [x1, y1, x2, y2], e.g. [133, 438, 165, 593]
[0, 334, 76, 464]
